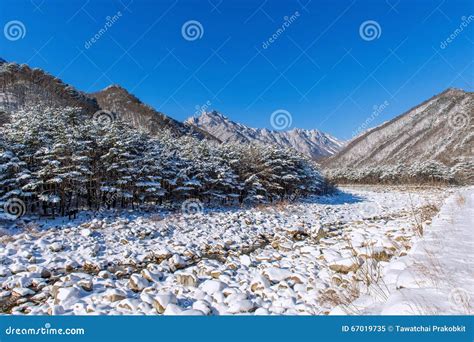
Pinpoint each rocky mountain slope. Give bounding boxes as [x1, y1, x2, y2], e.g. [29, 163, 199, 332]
[91, 85, 214, 140]
[323, 88, 474, 184]
[0, 59, 212, 140]
[0, 60, 100, 120]
[186, 111, 344, 160]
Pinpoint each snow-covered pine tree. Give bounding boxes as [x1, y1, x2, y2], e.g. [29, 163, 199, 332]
[0, 105, 329, 217]
[0, 137, 32, 214]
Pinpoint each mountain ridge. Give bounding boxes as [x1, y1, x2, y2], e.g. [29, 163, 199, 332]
[186, 111, 344, 160]
[0, 61, 100, 115]
[0, 60, 216, 140]
[90, 85, 216, 140]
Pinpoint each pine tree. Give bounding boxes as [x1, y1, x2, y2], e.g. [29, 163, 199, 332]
[0, 105, 329, 218]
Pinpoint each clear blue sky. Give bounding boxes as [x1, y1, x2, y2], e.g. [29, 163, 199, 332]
[1, 0, 473, 139]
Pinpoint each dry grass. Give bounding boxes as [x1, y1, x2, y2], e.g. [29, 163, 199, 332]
[355, 253, 390, 302]
[319, 238, 393, 314]
[419, 204, 440, 222]
[407, 191, 440, 237]
[455, 193, 466, 206]
[318, 280, 361, 314]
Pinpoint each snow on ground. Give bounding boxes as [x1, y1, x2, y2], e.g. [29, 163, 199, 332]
[337, 186, 473, 315]
[0, 186, 464, 315]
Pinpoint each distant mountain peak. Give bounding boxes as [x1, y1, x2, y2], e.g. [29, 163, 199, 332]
[186, 111, 344, 160]
[0, 57, 7, 64]
[196, 110, 229, 121]
[102, 84, 125, 92]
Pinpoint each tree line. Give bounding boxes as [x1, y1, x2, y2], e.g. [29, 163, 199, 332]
[0, 106, 330, 219]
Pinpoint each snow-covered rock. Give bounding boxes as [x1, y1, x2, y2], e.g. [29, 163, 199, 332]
[153, 293, 177, 313]
[12, 287, 35, 297]
[262, 267, 293, 283]
[128, 274, 150, 292]
[176, 272, 197, 287]
[328, 257, 362, 274]
[104, 289, 127, 302]
[200, 280, 227, 294]
[0, 186, 458, 316]
[54, 287, 81, 306]
[80, 228, 92, 237]
[228, 299, 255, 313]
[49, 242, 63, 252]
[169, 254, 187, 272]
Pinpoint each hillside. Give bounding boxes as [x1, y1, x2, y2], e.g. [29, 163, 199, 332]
[0, 59, 214, 140]
[323, 88, 474, 184]
[91, 85, 215, 140]
[0, 60, 100, 119]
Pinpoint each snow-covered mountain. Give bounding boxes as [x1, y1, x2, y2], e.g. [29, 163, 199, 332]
[0, 59, 99, 116]
[91, 85, 215, 140]
[186, 111, 344, 160]
[0, 59, 212, 140]
[323, 88, 474, 183]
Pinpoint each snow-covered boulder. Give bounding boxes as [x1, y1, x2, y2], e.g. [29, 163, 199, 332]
[128, 274, 150, 292]
[262, 267, 293, 283]
[199, 279, 227, 294]
[153, 293, 177, 313]
[328, 257, 362, 274]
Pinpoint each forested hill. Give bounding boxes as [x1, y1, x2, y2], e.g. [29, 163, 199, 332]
[0, 60, 213, 140]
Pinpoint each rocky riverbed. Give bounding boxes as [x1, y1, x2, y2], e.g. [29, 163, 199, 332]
[0, 187, 454, 315]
